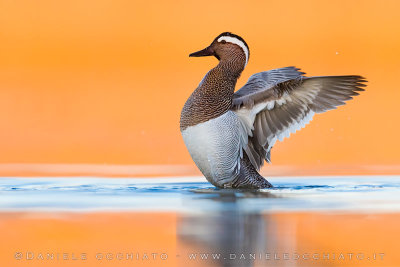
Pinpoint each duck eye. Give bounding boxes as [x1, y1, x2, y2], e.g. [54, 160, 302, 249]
[220, 40, 226, 44]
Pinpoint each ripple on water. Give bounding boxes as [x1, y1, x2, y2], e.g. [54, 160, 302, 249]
[0, 176, 399, 212]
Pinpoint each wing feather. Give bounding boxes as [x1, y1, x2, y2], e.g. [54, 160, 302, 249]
[232, 67, 366, 171]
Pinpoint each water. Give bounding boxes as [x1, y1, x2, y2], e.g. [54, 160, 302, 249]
[0, 176, 399, 213]
[1, 176, 400, 267]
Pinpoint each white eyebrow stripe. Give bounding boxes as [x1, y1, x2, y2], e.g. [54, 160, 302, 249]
[217, 36, 249, 66]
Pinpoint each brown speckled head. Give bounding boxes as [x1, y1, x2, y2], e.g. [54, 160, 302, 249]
[180, 32, 250, 131]
[189, 32, 250, 69]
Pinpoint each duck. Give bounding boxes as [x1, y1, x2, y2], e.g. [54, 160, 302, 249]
[180, 32, 366, 189]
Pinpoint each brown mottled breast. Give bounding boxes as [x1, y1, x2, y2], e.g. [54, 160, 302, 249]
[179, 65, 239, 131]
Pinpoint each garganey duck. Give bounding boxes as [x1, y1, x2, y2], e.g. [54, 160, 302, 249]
[180, 32, 366, 189]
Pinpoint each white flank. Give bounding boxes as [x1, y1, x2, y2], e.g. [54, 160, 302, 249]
[217, 36, 249, 66]
[181, 111, 246, 187]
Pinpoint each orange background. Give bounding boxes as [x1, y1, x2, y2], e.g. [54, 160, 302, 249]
[1, 212, 398, 266]
[0, 0, 399, 168]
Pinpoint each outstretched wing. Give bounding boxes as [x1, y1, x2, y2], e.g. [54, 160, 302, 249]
[232, 66, 366, 170]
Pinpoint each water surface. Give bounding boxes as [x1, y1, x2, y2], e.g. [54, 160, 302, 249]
[0, 176, 399, 213]
[1, 176, 399, 267]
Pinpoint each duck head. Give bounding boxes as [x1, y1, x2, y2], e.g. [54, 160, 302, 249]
[189, 32, 250, 68]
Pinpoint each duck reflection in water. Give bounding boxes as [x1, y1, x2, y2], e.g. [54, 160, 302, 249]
[177, 190, 295, 267]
